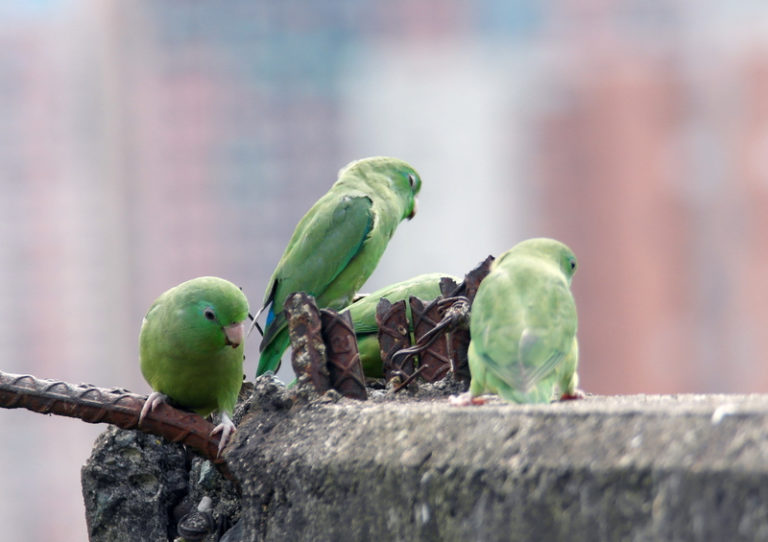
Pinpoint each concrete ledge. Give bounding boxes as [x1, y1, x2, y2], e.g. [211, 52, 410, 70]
[226, 386, 768, 541]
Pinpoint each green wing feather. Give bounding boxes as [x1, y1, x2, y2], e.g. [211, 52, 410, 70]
[260, 195, 373, 352]
[257, 195, 375, 376]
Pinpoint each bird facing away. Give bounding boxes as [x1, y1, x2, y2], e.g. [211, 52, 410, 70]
[139, 276, 249, 453]
[454, 238, 580, 405]
[254, 156, 423, 376]
[341, 272, 459, 377]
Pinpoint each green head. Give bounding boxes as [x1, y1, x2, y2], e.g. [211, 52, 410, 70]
[168, 276, 250, 351]
[496, 238, 578, 284]
[338, 156, 422, 220]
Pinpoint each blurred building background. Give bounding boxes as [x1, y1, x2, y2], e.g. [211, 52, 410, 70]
[1, 0, 768, 539]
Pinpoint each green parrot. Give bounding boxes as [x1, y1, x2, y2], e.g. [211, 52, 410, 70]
[454, 238, 580, 405]
[341, 272, 459, 377]
[139, 276, 249, 453]
[254, 156, 422, 375]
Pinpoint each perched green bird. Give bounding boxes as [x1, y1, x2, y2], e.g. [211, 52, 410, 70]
[139, 276, 249, 453]
[254, 156, 422, 375]
[342, 272, 459, 377]
[455, 238, 580, 404]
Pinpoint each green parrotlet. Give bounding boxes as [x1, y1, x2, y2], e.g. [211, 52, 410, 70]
[254, 156, 422, 375]
[454, 238, 581, 405]
[342, 272, 459, 377]
[139, 276, 249, 453]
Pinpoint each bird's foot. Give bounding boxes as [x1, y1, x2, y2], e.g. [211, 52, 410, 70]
[210, 412, 236, 456]
[559, 389, 586, 401]
[139, 391, 168, 426]
[449, 391, 486, 406]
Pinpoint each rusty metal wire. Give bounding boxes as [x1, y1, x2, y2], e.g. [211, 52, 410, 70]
[378, 257, 495, 391]
[0, 370, 233, 479]
[411, 296, 471, 383]
[386, 296, 471, 391]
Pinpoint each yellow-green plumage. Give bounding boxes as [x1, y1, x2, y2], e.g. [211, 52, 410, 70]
[140, 276, 249, 419]
[467, 238, 579, 403]
[257, 156, 422, 375]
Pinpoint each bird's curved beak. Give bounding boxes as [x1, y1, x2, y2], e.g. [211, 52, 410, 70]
[407, 198, 418, 220]
[224, 322, 245, 348]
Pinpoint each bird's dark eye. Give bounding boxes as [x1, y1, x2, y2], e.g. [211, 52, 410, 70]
[204, 308, 216, 321]
[569, 258, 577, 272]
[408, 173, 416, 188]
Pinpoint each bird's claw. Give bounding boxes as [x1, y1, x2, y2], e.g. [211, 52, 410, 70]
[210, 412, 236, 456]
[139, 391, 168, 426]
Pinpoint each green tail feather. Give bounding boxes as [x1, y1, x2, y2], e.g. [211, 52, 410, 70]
[257, 330, 291, 376]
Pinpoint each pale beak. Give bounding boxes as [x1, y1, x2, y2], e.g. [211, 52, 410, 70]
[224, 322, 245, 348]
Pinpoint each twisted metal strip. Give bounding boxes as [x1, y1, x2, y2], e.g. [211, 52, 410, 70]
[442, 255, 494, 302]
[321, 309, 367, 400]
[286, 291, 332, 394]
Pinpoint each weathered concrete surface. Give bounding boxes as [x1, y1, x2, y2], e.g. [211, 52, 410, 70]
[225, 383, 768, 542]
[81, 377, 768, 541]
[82, 426, 189, 541]
[82, 421, 242, 541]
